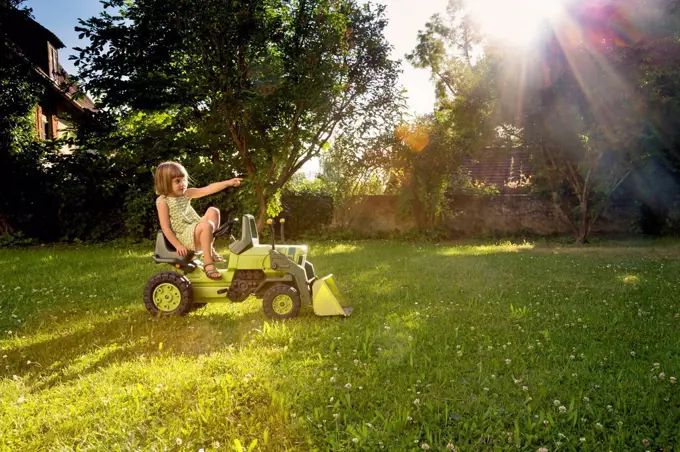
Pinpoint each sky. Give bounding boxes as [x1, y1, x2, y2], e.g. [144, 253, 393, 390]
[23, 0, 447, 116]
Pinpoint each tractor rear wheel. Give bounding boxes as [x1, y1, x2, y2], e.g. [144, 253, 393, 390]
[262, 284, 301, 320]
[143, 271, 194, 317]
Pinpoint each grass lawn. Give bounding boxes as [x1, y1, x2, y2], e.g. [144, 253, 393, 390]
[1, 238, 680, 451]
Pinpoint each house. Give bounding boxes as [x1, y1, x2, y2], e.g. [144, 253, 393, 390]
[3, 8, 95, 151]
[459, 147, 533, 193]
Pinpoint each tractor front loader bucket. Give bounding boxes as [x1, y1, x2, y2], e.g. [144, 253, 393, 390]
[311, 274, 352, 317]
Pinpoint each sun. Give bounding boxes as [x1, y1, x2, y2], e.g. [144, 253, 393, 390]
[467, 0, 564, 46]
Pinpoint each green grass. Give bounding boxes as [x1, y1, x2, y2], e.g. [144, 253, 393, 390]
[1, 239, 680, 451]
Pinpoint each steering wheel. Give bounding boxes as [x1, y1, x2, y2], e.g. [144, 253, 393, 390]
[214, 217, 239, 242]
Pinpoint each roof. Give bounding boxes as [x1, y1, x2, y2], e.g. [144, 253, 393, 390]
[459, 148, 533, 193]
[8, 8, 65, 48]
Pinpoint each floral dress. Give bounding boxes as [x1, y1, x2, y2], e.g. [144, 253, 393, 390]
[160, 194, 202, 250]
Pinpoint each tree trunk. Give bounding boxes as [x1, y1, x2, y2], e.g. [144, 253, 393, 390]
[576, 199, 588, 244]
[254, 182, 268, 233]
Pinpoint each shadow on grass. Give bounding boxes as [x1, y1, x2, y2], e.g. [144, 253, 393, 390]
[2, 306, 267, 389]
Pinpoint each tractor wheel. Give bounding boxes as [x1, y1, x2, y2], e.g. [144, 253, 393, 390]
[262, 284, 301, 320]
[143, 271, 194, 317]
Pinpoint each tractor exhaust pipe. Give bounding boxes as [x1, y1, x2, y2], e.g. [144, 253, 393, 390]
[280, 218, 285, 242]
[266, 219, 275, 250]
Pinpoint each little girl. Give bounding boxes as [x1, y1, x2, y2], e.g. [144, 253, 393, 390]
[154, 161, 242, 280]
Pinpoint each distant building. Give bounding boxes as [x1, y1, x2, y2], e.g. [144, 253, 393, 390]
[3, 7, 95, 152]
[459, 147, 533, 193]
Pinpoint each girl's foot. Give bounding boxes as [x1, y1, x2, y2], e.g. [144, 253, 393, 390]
[203, 263, 222, 280]
[212, 249, 225, 263]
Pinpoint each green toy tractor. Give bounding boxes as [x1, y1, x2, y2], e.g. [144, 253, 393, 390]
[143, 214, 352, 319]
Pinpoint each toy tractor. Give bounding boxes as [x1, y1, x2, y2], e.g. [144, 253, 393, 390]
[143, 214, 352, 319]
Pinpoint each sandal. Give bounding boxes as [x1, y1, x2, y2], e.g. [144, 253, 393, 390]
[212, 250, 225, 263]
[203, 263, 222, 280]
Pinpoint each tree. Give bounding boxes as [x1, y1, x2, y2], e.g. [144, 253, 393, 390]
[0, 0, 42, 155]
[319, 130, 394, 227]
[74, 0, 403, 229]
[403, 1, 502, 228]
[411, 0, 680, 243]
[496, 0, 677, 242]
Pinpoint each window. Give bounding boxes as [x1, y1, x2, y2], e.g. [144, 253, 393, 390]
[47, 43, 59, 79]
[41, 114, 49, 139]
[38, 111, 56, 140]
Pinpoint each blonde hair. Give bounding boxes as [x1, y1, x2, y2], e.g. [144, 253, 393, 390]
[154, 161, 189, 196]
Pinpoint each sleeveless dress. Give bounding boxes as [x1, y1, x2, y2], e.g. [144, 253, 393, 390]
[160, 194, 202, 250]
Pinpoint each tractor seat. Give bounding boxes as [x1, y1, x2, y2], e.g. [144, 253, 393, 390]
[152, 232, 201, 265]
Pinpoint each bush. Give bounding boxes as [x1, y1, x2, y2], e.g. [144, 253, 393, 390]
[279, 190, 334, 239]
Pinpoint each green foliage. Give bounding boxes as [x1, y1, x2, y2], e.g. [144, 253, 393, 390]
[409, 0, 680, 243]
[319, 134, 391, 228]
[74, 0, 403, 229]
[280, 177, 334, 238]
[451, 168, 501, 196]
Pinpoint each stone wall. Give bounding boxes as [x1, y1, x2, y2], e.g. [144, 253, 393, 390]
[340, 194, 636, 237]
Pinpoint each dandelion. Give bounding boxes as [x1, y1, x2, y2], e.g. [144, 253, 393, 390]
[543, 419, 549, 425]
[176, 438, 182, 446]
[580, 438, 586, 443]
[659, 372, 665, 380]
[538, 448, 549, 452]
[642, 439, 649, 446]
[421, 444, 430, 450]
[630, 351, 636, 357]
[457, 350, 463, 357]
[559, 406, 567, 413]
[654, 363, 661, 369]
[446, 444, 457, 451]
[583, 396, 590, 402]
[365, 423, 373, 428]
[570, 355, 576, 360]
[352, 437, 359, 444]
[670, 376, 676, 384]
[330, 376, 336, 383]
[353, 359, 359, 365]
[345, 383, 352, 389]
[596, 423, 603, 428]
[553, 400, 561, 407]
[483, 387, 490, 392]
[413, 398, 421, 406]
[522, 386, 529, 392]
[505, 359, 511, 365]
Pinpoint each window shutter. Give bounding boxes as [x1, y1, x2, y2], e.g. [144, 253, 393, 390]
[36, 105, 44, 139]
[51, 114, 59, 139]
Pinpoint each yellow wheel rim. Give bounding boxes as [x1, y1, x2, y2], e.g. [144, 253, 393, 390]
[272, 294, 293, 315]
[153, 283, 182, 312]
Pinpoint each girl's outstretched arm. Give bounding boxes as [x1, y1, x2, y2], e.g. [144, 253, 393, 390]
[187, 178, 242, 199]
[156, 197, 188, 256]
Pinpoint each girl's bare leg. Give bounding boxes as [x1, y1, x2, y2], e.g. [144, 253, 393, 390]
[193, 221, 215, 266]
[202, 207, 220, 256]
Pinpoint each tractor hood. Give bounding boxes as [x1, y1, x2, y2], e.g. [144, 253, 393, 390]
[270, 245, 308, 266]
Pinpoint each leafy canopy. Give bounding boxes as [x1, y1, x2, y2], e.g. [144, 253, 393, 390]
[74, 0, 403, 227]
